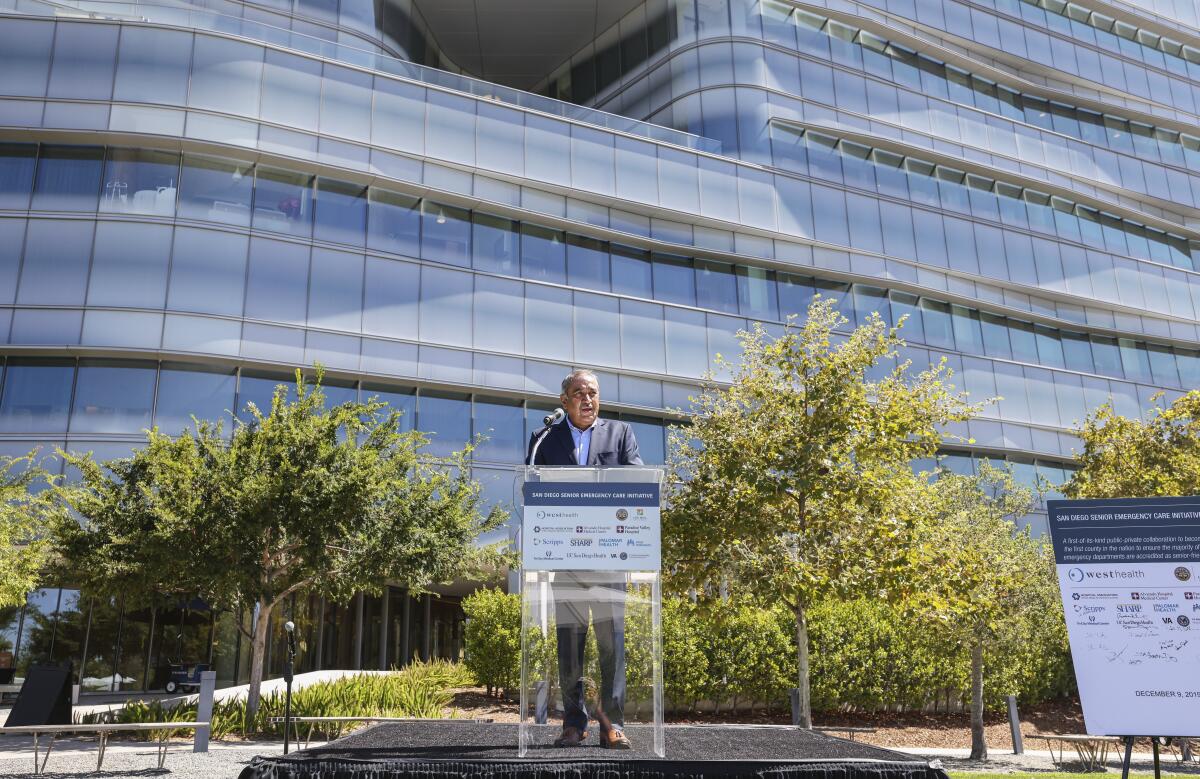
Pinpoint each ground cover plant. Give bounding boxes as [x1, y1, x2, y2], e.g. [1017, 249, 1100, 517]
[81, 660, 475, 738]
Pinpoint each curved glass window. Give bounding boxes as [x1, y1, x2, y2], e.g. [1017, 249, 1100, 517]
[33, 146, 103, 212]
[70, 360, 156, 434]
[0, 360, 74, 434]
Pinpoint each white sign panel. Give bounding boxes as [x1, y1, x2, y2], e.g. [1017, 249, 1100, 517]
[1048, 497, 1200, 736]
[522, 482, 660, 572]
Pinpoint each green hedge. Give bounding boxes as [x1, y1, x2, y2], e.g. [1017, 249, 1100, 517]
[462, 588, 1072, 714]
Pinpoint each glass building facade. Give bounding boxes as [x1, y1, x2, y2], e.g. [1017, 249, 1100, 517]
[1, 0, 1197, 688]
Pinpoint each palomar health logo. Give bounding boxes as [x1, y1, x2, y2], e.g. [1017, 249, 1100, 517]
[1068, 568, 1085, 583]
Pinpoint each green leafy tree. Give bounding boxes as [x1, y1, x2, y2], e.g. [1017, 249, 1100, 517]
[912, 462, 1062, 760]
[663, 298, 977, 727]
[1065, 390, 1200, 498]
[55, 370, 507, 723]
[0, 453, 66, 609]
[462, 588, 520, 697]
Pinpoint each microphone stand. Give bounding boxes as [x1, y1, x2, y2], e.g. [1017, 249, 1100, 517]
[283, 621, 297, 754]
[528, 410, 563, 466]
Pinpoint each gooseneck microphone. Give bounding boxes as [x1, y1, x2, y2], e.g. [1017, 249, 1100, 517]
[529, 408, 565, 465]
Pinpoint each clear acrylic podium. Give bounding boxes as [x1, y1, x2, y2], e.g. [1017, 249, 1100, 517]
[517, 466, 665, 757]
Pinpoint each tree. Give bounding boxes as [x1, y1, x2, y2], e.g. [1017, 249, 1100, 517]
[55, 370, 507, 724]
[1065, 390, 1200, 499]
[663, 298, 977, 727]
[0, 453, 65, 609]
[912, 462, 1061, 759]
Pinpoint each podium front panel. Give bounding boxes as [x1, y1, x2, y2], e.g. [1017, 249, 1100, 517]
[517, 467, 664, 758]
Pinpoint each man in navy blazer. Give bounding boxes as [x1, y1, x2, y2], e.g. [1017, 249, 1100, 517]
[526, 369, 641, 749]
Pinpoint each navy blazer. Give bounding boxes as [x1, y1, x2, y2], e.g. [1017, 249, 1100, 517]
[526, 417, 643, 467]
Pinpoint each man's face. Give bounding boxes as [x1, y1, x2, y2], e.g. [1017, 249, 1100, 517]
[561, 376, 600, 430]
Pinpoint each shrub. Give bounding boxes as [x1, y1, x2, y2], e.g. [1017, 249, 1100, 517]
[462, 588, 521, 697]
[807, 598, 1072, 712]
[662, 597, 707, 712]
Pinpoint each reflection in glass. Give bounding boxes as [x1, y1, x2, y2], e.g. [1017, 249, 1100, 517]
[155, 363, 236, 434]
[253, 167, 313, 237]
[566, 235, 610, 292]
[472, 213, 518, 275]
[363, 257, 419, 338]
[368, 188, 420, 257]
[0, 144, 36, 209]
[419, 266, 472, 347]
[737, 265, 778, 320]
[314, 178, 367, 246]
[178, 155, 254, 226]
[113, 27, 191, 105]
[653, 254, 695, 306]
[0, 18, 54, 98]
[87, 222, 172, 308]
[612, 245, 653, 298]
[167, 228, 248, 317]
[32, 146, 103, 212]
[100, 149, 179, 216]
[421, 202, 470, 267]
[0, 360, 75, 434]
[70, 360, 156, 434]
[520, 224, 566, 284]
[473, 276, 523, 353]
[49, 22, 118, 100]
[473, 397, 525, 464]
[189, 36, 263, 117]
[17, 220, 92, 306]
[322, 65, 373, 142]
[310, 248, 364, 332]
[261, 51, 321, 131]
[245, 238, 309, 326]
[418, 392, 471, 457]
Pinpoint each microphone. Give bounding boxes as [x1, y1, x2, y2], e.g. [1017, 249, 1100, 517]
[285, 620, 296, 656]
[529, 408, 565, 465]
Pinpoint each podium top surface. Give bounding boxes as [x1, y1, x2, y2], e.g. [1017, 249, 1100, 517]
[521, 465, 664, 484]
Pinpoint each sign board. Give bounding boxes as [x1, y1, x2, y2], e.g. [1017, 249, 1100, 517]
[1047, 496, 1200, 736]
[522, 482, 660, 571]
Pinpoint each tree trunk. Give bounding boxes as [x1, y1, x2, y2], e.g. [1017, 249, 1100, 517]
[969, 637, 986, 760]
[794, 604, 812, 729]
[245, 598, 274, 731]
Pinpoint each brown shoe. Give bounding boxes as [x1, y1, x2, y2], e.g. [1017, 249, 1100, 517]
[553, 726, 589, 747]
[600, 729, 632, 750]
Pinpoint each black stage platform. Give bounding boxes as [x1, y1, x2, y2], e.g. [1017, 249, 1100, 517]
[240, 721, 950, 779]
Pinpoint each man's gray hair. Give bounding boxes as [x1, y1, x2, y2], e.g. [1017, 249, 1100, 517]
[561, 368, 599, 395]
